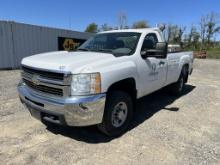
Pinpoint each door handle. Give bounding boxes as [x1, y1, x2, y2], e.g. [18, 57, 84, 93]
[159, 61, 165, 65]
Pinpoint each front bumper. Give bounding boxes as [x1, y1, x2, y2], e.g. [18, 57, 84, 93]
[17, 82, 106, 126]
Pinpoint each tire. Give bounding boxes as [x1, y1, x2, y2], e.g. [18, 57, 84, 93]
[97, 91, 133, 137]
[169, 72, 185, 96]
[182, 65, 189, 83]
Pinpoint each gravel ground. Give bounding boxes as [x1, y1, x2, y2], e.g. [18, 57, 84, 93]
[0, 59, 220, 165]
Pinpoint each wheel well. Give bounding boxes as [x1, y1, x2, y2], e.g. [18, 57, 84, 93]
[183, 64, 189, 69]
[107, 78, 137, 102]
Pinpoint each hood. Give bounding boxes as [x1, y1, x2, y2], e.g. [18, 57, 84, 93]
[21, 51, 116, 73]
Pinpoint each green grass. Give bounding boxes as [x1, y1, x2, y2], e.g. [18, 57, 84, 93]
[207, 47, 220, 59]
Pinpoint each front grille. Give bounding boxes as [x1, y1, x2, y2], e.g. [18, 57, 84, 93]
[22, 66, 64, 81]
[23, 79, 63, 96]
[21, 65, 71, 97]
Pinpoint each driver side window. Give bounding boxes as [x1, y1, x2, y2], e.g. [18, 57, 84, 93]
[141, 33, 158, 51]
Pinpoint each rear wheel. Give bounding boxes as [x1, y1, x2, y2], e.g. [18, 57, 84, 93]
[98, 91, 133, 137]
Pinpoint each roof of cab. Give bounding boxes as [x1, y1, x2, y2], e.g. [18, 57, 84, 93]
[99, 28, 161, 34]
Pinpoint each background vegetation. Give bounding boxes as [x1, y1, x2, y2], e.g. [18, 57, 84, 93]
[84, 11, 220, 59]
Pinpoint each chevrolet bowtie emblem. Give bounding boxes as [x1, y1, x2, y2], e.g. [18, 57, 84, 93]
[32, 75, 40, 85]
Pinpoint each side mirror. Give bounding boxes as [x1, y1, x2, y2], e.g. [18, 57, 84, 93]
[141, 42, 168, 59]
[156, 42, 167, 51]
[140, 50, 147, 57]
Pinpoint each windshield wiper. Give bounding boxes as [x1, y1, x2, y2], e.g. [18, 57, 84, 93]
[77, 48, 90, 51]
[78, 48, 113, 54]
[95, 49, 113, 53]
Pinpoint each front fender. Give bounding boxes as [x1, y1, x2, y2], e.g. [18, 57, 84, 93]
[100, 61, 138, 93]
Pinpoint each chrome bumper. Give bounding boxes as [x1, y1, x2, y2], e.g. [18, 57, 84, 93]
[17, 82, 106, 126]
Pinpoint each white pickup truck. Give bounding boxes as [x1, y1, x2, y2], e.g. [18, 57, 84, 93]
[18, 28, 193, 136]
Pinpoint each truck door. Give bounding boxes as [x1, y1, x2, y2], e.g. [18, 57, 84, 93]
[138, 33, 167, 95]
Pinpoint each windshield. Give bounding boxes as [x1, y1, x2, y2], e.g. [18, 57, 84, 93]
[77, 32, 141, 56]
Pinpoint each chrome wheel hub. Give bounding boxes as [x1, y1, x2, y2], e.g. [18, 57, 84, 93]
[111, 102, 128, 128]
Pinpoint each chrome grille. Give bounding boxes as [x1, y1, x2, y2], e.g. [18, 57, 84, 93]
[23, 79, 63, 96]
[21, 65, 71, 97]
[22, 66, 64, 81]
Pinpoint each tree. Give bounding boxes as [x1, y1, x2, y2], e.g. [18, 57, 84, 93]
[189, 26, 200, 49]
[206, 12, 220, 48]
[199, 15, 207, 50]
[165, 24, 172, 42]
[183, 25, 200, 50]
[99, 23, 113, 31]
[192, 31, 200, 50]
[164, 24, 186, 48]
[176, 26, 186, 47]
[188, 25, 196, 46]
[165, 24, 179, 44]
[198, 12, 220, 50]
[85, 23, 98, 33]
[118, 11, 128, 29]
[132, 21, 149, 29]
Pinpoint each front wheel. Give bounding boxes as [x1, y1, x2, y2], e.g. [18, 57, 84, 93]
[169, 73, 185, 96]
[97, 91, 133, 137]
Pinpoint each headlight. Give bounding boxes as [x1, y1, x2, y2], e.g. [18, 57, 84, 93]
[71, 73, 101, 95]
